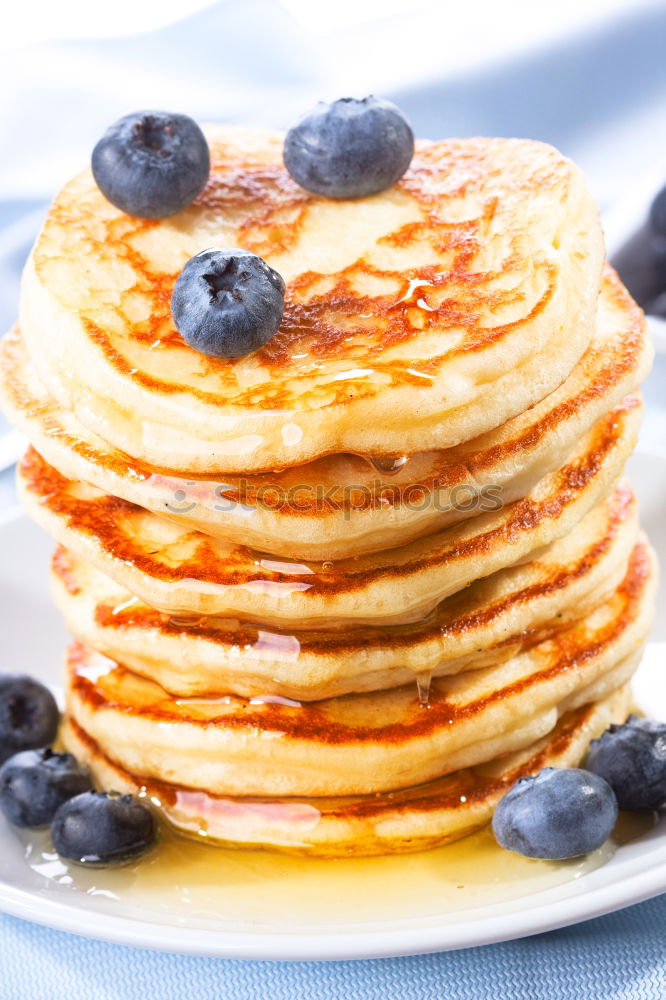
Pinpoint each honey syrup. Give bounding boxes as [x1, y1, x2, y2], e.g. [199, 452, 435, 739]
[19, 812, 656, 928]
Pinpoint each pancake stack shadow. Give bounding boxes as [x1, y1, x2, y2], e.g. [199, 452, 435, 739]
[0, 127, 658, 856]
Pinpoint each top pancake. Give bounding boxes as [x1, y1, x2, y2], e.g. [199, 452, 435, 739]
[20, 127, 604, 474]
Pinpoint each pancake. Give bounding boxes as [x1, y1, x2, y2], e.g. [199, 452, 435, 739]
[63, 685, 631, 857]
[50, 483, 639, 700]
[19, 395, 642, 627]
[19, 128, 604, 474]
[1, 267, 650, 560]
[63, 540, 657, 797]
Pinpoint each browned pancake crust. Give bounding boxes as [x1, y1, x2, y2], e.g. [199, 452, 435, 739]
[64, 691, 630, 855]
[66, 541, 651, 748]
[63, 702, 614, 820]
[51, 483, 635, 663]
[37, 136, 573, 413]
[19, 395, 640, 601]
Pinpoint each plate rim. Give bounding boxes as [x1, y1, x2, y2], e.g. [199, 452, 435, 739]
[0, 837, 665, 960]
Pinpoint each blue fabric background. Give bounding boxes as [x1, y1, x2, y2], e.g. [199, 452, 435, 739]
[1, 894, 665, 999]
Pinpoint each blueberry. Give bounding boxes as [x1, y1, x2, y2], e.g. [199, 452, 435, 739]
[171, 248, 286, 359]
[51, 791, 155, 864]
[649, 185, 666, 238]
[0, 674, 59, 764]
[91, 111, 210, 219]
[648, 185, 666, 267]
[648, 292, 666, 319]
[283, 96, 414, 199]
[492, 767, 618, 860]
[586, 715, 666, 811]
[0, 748, 92, 828]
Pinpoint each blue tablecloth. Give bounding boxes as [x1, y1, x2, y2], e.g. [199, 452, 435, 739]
[2, 895, 665, 998]
[1, 3, 665, 995]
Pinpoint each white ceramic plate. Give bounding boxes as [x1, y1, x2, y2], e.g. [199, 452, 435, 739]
[0, 447, 664, 960]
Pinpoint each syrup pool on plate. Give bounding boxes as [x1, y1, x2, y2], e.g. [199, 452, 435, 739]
[18, 812, 656, 928]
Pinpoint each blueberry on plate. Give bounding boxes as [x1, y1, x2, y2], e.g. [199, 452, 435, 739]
[0, 748, 92, 828]
[51, 791, 155, 864]
[171, 247, 286, 359]
[492, 767, 618, 860]
[586, 714, 666, 811]
[283, 96, 414, 199]
[91, 111, 210, 219]
[0, 674, 59, 764]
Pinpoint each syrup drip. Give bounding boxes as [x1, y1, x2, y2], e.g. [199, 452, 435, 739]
[169, 614, 207, 629]
[252, 630, 301, 660]
[367, 455, 410, 476]
[415, 670, 434, 707]
[111, 597, 141, 616]
[249, 695, 303, 708]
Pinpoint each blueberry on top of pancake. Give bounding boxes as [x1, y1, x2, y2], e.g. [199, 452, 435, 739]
[283, 96, 414, 199]
[92, 111, 210, 219]
[171, 248, 285, 359]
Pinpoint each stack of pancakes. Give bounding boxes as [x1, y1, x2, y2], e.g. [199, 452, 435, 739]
[0, 127, 657, 856]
